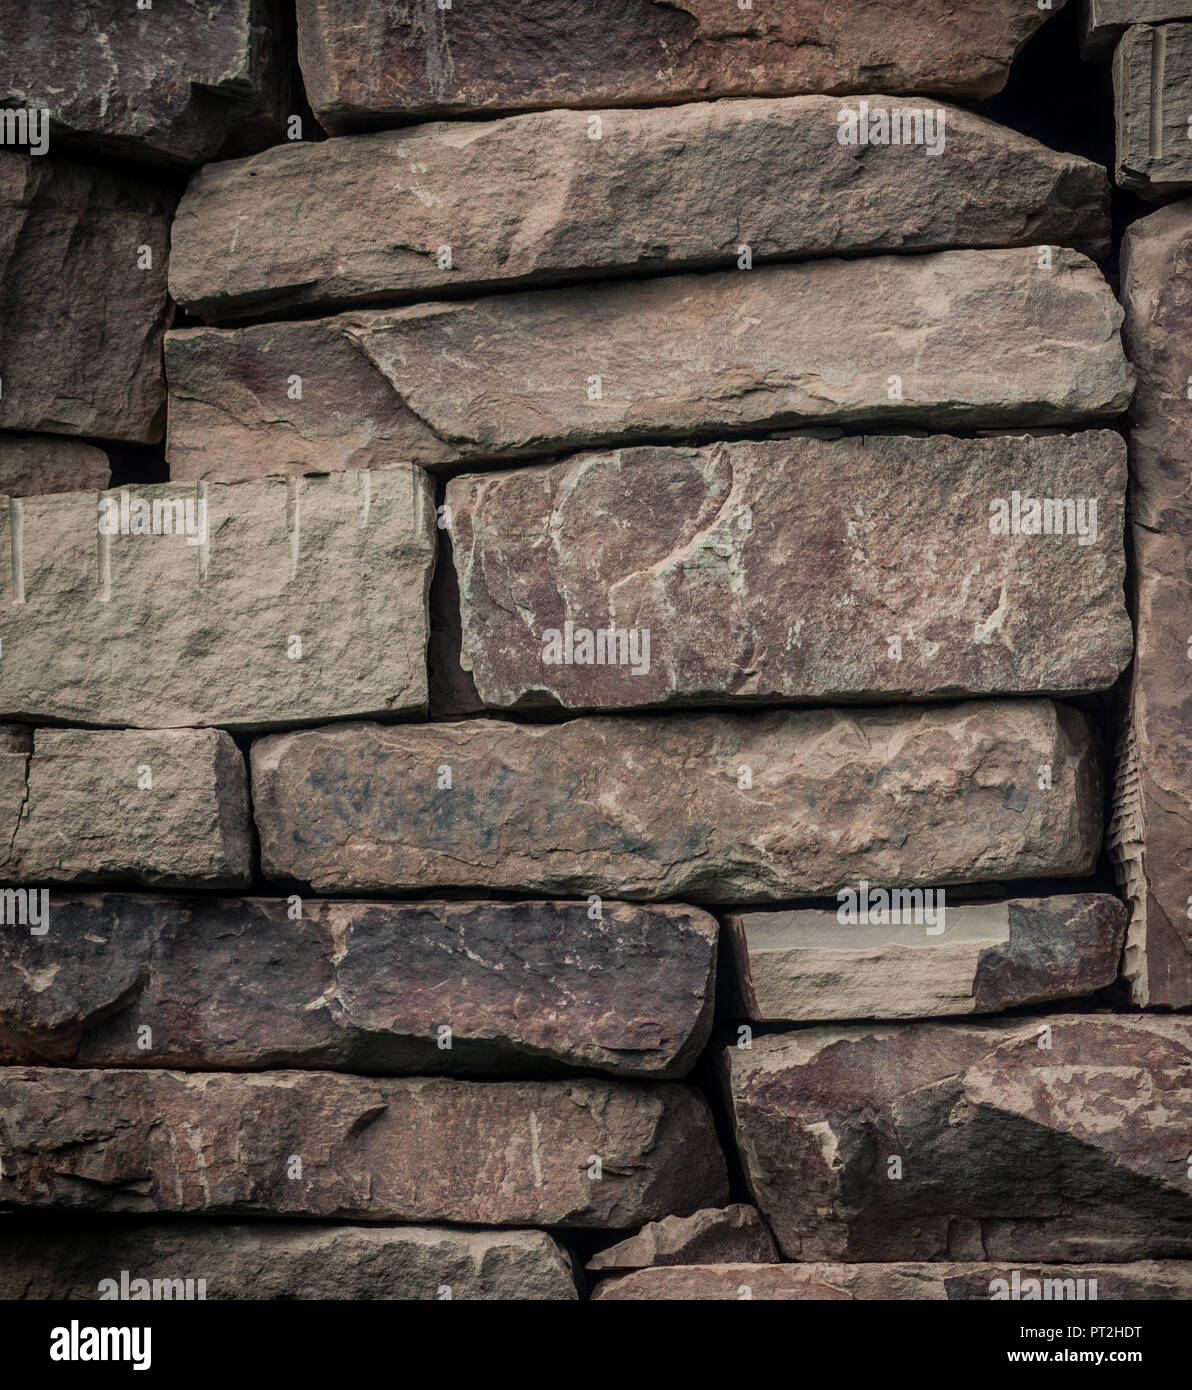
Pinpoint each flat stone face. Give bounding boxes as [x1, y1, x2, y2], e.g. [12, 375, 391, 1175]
[0, 436, 109, 496]
[0, 1069, 729, 1227]
[296, 0, 1066, 128]
[1113, 201, 1192, 1006]
[1083, 1, 1192, 57]
[587, 1205, 778, 1271]
[3, 729, 251, 890]
[0, 470, 435, 729]
[166, 251, 1132, 482]
[593, 1261, 1192, 1300]
[727, 894, 1127, 1022]
[0, 894, 717, 1079]
[0, 0, 279, 163]
[447, 433, 1132, 711]
[1115, 24, 1192, 200]
[721, 1016, 1192, 1262]
[169, 98, 1110, 323]
[251, 701, 1101, 902]
[0, 1223, 579, 1301]
[0, 154, 172, 444]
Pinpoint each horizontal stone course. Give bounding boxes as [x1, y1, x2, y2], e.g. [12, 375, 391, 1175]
[170, 98, 1110, 322]
[166, 250, 1132, 483]
[727, 894, 1127, 1022]
[0, 1068, 729, 1227]
[0, 894, 717, 1079]
[296, 0, 1068, 128]
[447, 432, 1132, 710]
[251, 700, 1101, 902]
[0, 469, 435, 729]
[721, 1015, 1192, 1262]
[1082, 1, 1192, 57]
[0, 1223, 580, 1301]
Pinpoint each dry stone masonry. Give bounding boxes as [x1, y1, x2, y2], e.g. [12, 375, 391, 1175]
[0, 0, 1187, 1313]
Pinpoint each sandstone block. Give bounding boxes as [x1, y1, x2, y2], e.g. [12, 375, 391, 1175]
[1114, 23, 1192, 200]
[0, 1069, 729, 1226]
[0, 153, 172, 443]
[0, 894, 717, 1079]
[0, 436, 109, 496]
[727, 894, 1127, 1022]
[0, 469, 435, 728]
[170, 98, 1110, 322]
[296, 0, 1067, 128]
[447, 433, 1131, 711]
[168, 251, 1132, 482]
[251, 700, 1101, 902]
[1083, 1, 1192, 57]
[721, 1016, 1192, 1261]
[2, 729, 251, 890]
[587, 1205, 777, 1272]
[0, 1223, 579, 1300]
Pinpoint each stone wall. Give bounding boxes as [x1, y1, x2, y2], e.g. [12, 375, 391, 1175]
[0, 0, 1189, 1306]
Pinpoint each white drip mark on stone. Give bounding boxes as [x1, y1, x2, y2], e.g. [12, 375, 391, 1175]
[357, 470, 371, 529]
[8, 497, 24, 604]
[288, 476, 302, 580]
[196, 479, 210, 584]
[528, 1111, 544, 1188]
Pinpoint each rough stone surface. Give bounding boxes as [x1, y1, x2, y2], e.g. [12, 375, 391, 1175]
[1, 0, 281, 164]
[727, 894, 1127, 1022]
[0, 894, 717, 1079]
[0, 470, 435, 729]
[169, 98, 1110, 323]
[296, 0, 1068, 128]
[0, 1069, 729, 1227]
[587, 1205, 777, 1271]
[0, 153, 172, 443]
[447, 433, 1132, 711]
[0, 436, 109, 496]
[0, 1223, 579, 1301]
[1111, 200, 1192, 1006]
[166, 250, 1132, 483]
[593, 1261, 1192, 1300]
[1083, 1, 1192, 57]
[1115, 23, 1192, 200]
[2, 729, 251, 890]
[721, 1016, 1192, 1262]
[251, 700, 1101, 902]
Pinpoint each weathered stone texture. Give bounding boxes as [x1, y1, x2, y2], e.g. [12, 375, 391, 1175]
[170, 98, 1110, 322]
[0, 470, 435, 729]
[728, 894, 1127, 1022]
[1114, 24, 1192, 200]
[1112, 200, 1192, 1006]
[721, 1016, 1192, 1262]
[447, 433, 1131, 711]
[2, 729, 251, 890]
[0, 153, 172, 443]
[1, 0, 281, 164]
[587, 1205, 777, 1272]
[1083, 1, 1192, 57]
[168, 250, 1132, 483]
[0, 1223, 579, 1301]
[251, 700, 1101, 902]
[593, 1261, 1192, 1300]
[0, 436, 109, 497]
[0, 894, 717, 1079]
[296, 0, 1068, 128]
[0, 1069, 729, 1226]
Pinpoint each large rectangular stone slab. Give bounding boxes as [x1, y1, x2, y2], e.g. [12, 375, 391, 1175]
[0, 1069, 729, 1227]
[721, 1015, 1192, 1262]
[296, 0, 1067, 129]
[251, 700, 1101, 902]
[446, 433, 1132, 711]
[1, 729, 251, 890]
[0, 153, 172, 443]
[1, 0, 281, 164]
[170, 98, 1110, 323]
[0, 469, 435, 729]
[167, 250, 1132, 482]
[728, 894, 1127, 1022]
[1082, 1, 1192, 57]
[593, 1261, 1192, 1300]
[0, 894, 717, 1079]
[1114, 23, 1192, 200]
[0, 1223, 579, 1301]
